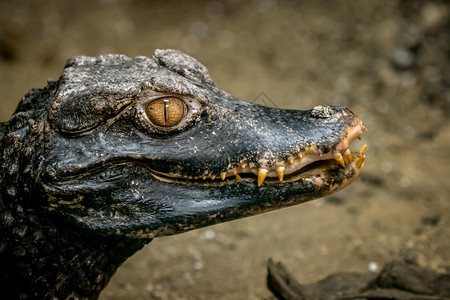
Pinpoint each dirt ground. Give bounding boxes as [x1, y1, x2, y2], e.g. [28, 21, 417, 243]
[1, 0, 449, 299]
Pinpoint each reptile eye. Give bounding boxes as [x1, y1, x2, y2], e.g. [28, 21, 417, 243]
[145, 97, 186, 127]
[137, 93, 203, 134]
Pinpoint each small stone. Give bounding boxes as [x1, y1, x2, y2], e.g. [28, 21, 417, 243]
[368, 261, 378, 272]
[391, 48, 415, 70]
[193, 261, 203, 270]
[399, 176, 412, 188]
[203, 229, 216, 240]
[380, 161, 392, 173]
[421, 2, 449, 30]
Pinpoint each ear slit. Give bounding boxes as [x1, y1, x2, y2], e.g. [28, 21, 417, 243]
[105, 99, 135, 132]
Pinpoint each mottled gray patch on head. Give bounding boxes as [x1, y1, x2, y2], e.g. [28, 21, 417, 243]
[311, 105, 335, 118]
[153, 49, 214, 85]
[149, 74, 204, 101]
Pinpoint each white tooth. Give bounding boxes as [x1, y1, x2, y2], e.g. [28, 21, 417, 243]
[334, 153, 345, 167]
[288, 157, 294, 165]
[257, 168, 269, 187]
[356, 155, 365, 168]
[220, 172, 226, 180]
[233, 170, 241, 181]
[359, 144, 367, 155]
[344, 149, 353, 163]
[276, 167, 285, 181]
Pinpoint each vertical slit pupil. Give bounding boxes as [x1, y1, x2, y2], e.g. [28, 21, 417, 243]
[164, 99, 169, 124]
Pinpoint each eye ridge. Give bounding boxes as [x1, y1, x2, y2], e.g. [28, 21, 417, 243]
[145, 97, 186, 127]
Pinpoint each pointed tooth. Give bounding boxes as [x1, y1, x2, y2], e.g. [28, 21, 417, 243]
[298, 153, 303, 159]
[356, 156, 365, 168]
[257, 168, 269, 187]
[288, 157, 294, 165]
[277, 167, 285, 181]
[359, 144, 367, 155]
[220, 172, 226, 181]
[305, 144, 316, 154]
[241, 164, 247, 169]
[344, 149, 353, 163]
[334, 153, 346, 167]
[202, 176, 207, 180]
[362, 125, 368, 131]
[211, 175, 216, 180]
[233, 170, 242, 181]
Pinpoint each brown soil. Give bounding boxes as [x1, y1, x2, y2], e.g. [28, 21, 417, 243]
[1, 1, 449, 299]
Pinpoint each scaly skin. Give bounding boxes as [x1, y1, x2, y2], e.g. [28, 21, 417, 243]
[0, 49, 365, 299]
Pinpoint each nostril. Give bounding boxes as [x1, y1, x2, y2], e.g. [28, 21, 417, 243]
[310, 105, 335, 118]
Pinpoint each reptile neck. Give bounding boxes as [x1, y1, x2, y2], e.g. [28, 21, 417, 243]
[1, 115, 152, 299]
[0, 201, 151, 299]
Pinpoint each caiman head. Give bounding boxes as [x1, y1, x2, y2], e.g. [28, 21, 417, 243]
[24, 49, 366, 238]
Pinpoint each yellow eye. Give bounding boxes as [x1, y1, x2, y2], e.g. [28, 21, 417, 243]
[145, 97, 186, 127]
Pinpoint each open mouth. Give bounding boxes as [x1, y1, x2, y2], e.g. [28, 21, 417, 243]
[150, 124, 367, 187]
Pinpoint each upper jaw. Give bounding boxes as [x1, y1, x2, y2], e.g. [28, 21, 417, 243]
[148, 115, 367, 187]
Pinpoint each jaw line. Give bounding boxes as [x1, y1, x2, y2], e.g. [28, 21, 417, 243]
[146, 122, 366, 187]
[147, 149, 366, 188]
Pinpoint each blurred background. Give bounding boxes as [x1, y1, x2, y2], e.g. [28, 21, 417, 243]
[0, 0, 449, 299]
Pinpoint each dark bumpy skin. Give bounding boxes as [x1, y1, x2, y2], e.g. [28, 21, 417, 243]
[0, 50, 365, 299]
